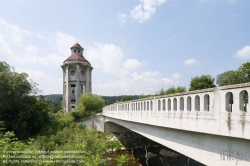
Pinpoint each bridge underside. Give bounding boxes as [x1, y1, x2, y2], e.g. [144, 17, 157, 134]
[104, 116, 250, 166]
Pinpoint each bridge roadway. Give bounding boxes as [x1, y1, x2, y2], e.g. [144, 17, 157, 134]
[86, 83, 250, 165]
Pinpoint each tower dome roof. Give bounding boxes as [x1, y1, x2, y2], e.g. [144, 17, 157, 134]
[64, 53, 91, 64]
[63, 43, 90, 65]
[70, 43, 83, 49]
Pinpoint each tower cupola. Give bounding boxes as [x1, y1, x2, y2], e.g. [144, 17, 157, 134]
[70, 42, 84, 55]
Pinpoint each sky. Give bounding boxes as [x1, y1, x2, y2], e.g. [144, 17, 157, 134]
[0, 0, 250, 96]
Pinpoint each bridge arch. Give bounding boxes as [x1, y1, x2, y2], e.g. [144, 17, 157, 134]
[150, 100, 153, 111]
[204, 94, 210, 111]
[162, 99, 166, 111]
[225, 92, 233, 112]
[239, 90, 248, 112]
[173, 98, 177, 111]
[187, 96, 191, 111]
[158, 100, 161, 111]
[195, 95, 200, 111]
[180, 97, 184, 111]
[168, 98, 171, 111]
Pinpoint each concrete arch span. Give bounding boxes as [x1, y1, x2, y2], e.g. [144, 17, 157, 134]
[105, 117, 250, 166]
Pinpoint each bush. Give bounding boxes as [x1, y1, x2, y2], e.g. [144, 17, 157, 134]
[117, 155, 129, 166]
[71, 93, 105, 120]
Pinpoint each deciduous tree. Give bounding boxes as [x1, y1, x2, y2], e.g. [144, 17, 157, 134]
[189, 75, 216, 91]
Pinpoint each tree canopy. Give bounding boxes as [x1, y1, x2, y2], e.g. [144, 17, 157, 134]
[216, 62, 250, 86]
[155, 86, 186, 96]
[71, 93, 105, 120]
[189, 75, 216, 91]
[0, 61, 50, 138]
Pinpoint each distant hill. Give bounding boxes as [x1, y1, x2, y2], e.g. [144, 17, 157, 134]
[101, 95, 139, 103]
[37, 94, 63, 100]
[37, 94, 139, 104]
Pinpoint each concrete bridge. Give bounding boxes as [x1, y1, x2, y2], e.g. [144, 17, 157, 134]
[84, 83, 250, 166]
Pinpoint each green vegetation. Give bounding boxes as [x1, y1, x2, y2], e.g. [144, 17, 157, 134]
[216, 62, 250, 86]
[0, 61, 122, 166]
[105, 140, 121, 153]
[189, 74, 216, 91]
[155, 86, 186, 96]
[71, 93, 105, 120]
[101, 95, 139, 105]
[0, 120, 110, 166]
[0, 62, 49, 139]
[117, 155, 129, 166]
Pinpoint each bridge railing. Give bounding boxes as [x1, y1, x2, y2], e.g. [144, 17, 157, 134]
[102, 83, 250, 140]
[103, 83, 250, 116]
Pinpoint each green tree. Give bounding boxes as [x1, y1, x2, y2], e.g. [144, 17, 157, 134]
[121, 96, 133, 102]
[189, 75, 216, 91]
[165, 86, 186, 94]
[155, 87, 165, 96]
[71, 93, 105, 120]
[0, 61, 50, 139]
[238, 62, 250, 83]
[105, 140, 121, 153]
[216, 62, 250, 86]
[50, 100, 62, 113]
[216, 70, 244, 86]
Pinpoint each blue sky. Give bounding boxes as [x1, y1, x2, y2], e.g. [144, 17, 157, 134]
[0, 0, 250, 96]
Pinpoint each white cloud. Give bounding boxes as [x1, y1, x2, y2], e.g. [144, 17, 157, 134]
[56, 31, 77, 55]
[117, 13, 127, 25]
[235, 46, 250, 59]
[163, 72, 181, 85]
[94, 71, 182, 95]
[86, 43, 145, 76]
[185, 59, 197, 65]
[0, 21, 76, 66]
[0, 33, 14, 61]
[15, 67, 62, 94]
[0, 19, 31, 46]
[123, 58, 146, 70]
[131, 0, 166, 23]
[173, 72, 182, 79]
[86, 43, 124, 74]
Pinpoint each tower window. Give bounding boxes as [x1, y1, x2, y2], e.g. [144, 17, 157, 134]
[74, 49, 76, 53]
[78, 50, 80, 53]
[71, 70, 75, 76]
[72, 90, 74, 94]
